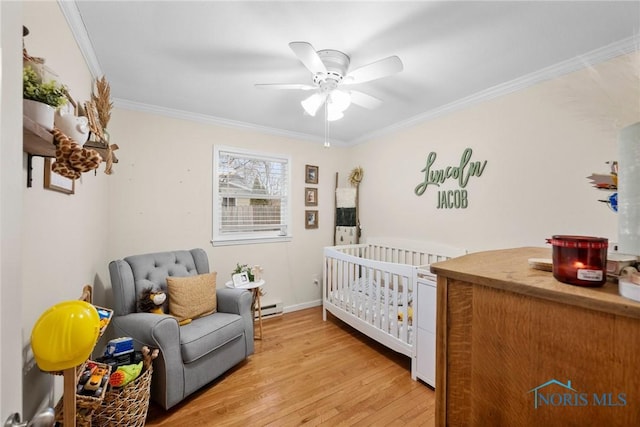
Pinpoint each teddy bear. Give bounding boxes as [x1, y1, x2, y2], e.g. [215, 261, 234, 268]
[137, 287, 191, 326]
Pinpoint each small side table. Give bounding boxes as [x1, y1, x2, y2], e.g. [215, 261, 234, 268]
[225, 279, 265, 340]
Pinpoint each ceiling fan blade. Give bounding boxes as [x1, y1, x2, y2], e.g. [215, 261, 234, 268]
[349, 90, 383, 109]
[289, 42, 327, 75]
[343, 56, 403, 85]
[255, 83, 316, 91]
[301, 92, 328, 117]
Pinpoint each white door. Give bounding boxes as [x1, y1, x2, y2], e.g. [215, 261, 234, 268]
[1, 1, 25, 422]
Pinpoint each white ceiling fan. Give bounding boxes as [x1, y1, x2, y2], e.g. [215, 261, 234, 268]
[256, 42, 403, 121]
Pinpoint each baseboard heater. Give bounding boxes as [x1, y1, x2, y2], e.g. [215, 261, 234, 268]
[258, 297, 283, 319]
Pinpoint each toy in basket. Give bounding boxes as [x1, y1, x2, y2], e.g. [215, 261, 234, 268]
[92, 346, 159, 427]
[53, 360, 112, 427]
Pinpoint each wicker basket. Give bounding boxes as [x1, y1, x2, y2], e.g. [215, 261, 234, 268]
[54, 361, 111, 427]
[92, 364, 153, 427]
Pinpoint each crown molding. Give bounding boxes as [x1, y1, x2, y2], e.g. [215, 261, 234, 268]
[57, 0, 103, 78]
[350, 35, 640, 145]
[113, 98, 348, 147]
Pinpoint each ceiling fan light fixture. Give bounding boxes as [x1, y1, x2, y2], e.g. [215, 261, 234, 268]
[329, 89, 351, 113]
[301, 93, 325, 116]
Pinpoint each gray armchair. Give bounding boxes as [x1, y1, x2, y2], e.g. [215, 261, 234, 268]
[108, 248, 254, 410]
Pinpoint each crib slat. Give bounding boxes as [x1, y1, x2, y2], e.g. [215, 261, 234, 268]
[322, 240, 466, 378]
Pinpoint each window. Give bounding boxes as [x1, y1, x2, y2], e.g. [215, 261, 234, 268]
[213, 146, 291, 245]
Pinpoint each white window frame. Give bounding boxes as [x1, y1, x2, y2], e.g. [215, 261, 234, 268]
[212, 145, 292, 246]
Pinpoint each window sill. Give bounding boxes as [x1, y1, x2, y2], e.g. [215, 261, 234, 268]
[211, 235, 293, 247]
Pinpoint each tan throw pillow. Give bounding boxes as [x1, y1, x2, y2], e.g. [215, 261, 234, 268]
[166, 272, 217, 323]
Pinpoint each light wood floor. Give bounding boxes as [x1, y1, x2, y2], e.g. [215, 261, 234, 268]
[145, 307, 435, 426]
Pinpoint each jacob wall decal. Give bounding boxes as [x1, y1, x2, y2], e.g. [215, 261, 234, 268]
[414, 147, 488, 209]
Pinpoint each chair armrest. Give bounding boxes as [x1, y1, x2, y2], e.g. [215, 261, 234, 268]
[112, 312, 181, 357]
[217, 288, 252, 315]
[217, 288, 254, 355]
[112, 312, 184, 409]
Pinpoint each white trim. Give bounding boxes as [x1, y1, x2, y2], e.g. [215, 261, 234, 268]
[283, 299, 322, 314]
[115, 98, 348, 146]
[211, 236, 292, 247]
[57, 0, 103, 78]
[351, 36, 640, 145]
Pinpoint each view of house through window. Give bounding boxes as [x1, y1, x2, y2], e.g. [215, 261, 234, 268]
[213, 146, 291, 245]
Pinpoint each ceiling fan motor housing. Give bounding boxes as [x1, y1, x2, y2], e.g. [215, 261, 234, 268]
[256, 41, 397, 116]
[314, 49, 350, 89]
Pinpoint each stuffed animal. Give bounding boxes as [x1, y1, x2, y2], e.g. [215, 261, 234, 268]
[397, 306, 414, 323]
[137, 288, 166, 314]
[141, 345, 159, 371]
[137, 287, 191, 326]
[51, 128, 102, 180]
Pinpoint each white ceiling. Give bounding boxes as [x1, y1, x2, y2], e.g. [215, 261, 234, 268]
[63, 1, 639, 145]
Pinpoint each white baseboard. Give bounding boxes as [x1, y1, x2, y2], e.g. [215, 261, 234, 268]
[283, 299, 322, 314]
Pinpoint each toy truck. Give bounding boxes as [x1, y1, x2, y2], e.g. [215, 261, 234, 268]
[77, 363, 109, 397]
[103, 337, 134, 358]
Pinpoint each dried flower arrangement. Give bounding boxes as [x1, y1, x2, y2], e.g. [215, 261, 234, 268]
[93, 76, 113, 131]
[85, 76, 119, 174]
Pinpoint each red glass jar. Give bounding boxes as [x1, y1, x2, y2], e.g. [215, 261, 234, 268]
[546, 235, 608, 287]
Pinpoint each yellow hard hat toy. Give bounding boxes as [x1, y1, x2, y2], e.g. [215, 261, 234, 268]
[31, 300, 101, 371]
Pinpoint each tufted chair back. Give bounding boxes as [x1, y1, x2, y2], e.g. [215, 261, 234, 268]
[110, 248, 210, 316]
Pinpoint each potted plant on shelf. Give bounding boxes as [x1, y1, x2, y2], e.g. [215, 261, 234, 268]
[23, 65, 67, 131]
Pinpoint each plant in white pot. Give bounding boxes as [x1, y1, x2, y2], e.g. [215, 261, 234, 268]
[23, 65, 67, 131]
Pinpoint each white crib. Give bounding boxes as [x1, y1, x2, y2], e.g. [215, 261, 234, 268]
[322, 238, 465, 380]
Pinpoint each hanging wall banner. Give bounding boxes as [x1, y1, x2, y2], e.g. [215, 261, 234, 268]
[414, 148, 488, 209]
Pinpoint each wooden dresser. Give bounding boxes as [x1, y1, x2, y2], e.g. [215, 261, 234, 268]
[430, 247, 640, 426]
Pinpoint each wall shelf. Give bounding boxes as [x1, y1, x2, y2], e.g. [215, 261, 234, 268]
[23, 115, 118, 188]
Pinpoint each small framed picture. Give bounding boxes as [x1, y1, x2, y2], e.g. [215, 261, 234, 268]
[305, 210, 318, 229]
[305, 187, 318, 206]
[305, 164, 319, 184]
[43, 158, 75, 194]
[232, 272, 250, 287]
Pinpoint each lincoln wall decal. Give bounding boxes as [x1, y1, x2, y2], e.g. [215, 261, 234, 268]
[414, 148, 488, 209]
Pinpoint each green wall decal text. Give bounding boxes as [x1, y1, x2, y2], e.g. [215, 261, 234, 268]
[414, 148, 488, 209]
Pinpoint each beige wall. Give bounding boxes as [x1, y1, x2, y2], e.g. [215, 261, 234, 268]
[2, 0, 24, 420]
[106, 108, 347, 310]
[106, 52, 638, 309]
[346, 52, 638, 253]
[22, 1, 111, 414]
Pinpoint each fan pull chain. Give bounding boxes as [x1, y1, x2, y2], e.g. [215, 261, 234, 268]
[324, 100, 330, 148]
